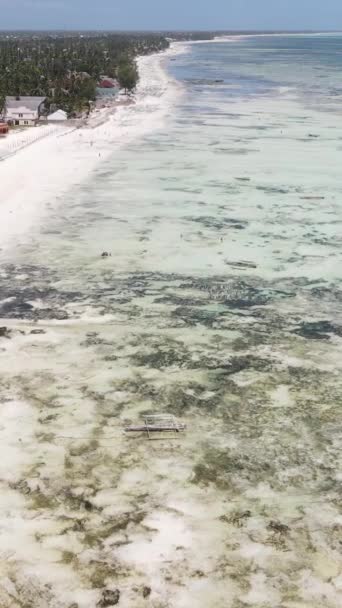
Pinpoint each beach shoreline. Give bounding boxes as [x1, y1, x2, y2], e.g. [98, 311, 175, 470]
[0, 43, 183, 254]
[0, 33, 342, 608]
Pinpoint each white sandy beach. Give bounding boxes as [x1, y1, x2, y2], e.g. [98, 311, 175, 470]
[0, 44, 183, 252]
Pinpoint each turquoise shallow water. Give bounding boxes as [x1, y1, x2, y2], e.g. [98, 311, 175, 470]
[170, 35, 342, 104]
[0, 36, 341, 608]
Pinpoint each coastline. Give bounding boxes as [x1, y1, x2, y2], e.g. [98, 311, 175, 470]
[0, 34, 341, 608]
[0, 42, 183, 253]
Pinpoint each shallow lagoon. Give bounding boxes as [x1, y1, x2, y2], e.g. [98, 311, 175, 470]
[0, 37, 342, 607]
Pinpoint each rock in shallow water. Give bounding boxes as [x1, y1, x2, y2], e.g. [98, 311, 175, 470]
[142, 586, 151, 598]
[0, 326, 11, 338]
[97, 589, 120, 607]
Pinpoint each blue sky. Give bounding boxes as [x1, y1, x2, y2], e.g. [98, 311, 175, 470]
[1, 0, 342, 31]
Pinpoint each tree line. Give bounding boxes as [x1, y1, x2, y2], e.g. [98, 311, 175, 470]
[0, 32, 169, 116]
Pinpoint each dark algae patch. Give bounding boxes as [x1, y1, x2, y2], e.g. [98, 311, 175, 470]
[183, 215, 248, 231]
[294, 320, 342, 340]
[191, 447, 275, 490]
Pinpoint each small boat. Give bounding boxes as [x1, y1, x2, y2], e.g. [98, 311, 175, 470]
[125, 414, 186, 439]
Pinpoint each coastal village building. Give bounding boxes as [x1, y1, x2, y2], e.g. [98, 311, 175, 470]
[99, 77, 118, 89]
[47, 109, 68, 121]
[5, 96, 47, 126]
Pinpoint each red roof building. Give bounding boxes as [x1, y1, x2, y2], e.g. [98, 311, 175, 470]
[0, 123, 9, 135]
[99, 78, 117, 89]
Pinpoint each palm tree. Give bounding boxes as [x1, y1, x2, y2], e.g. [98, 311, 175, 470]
[0, 32, 169, 114]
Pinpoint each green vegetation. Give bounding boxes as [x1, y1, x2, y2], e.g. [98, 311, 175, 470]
[164, 31, 218, 41]
[117, 59, 139, 93]
[0, 32, 169, 116]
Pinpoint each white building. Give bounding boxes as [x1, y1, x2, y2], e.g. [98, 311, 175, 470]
[47, 109, 68, 122]
[5, 96, 46, 126]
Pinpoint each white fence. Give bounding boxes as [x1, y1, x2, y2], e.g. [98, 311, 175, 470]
[0, 124, 71, 161]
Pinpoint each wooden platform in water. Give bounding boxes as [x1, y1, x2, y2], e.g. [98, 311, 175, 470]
[125, 414, 186, 440]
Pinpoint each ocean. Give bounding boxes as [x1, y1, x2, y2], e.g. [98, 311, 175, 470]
[0, 35, 341, 608]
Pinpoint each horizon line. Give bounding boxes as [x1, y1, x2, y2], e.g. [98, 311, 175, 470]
[1, 28, 342, 33]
